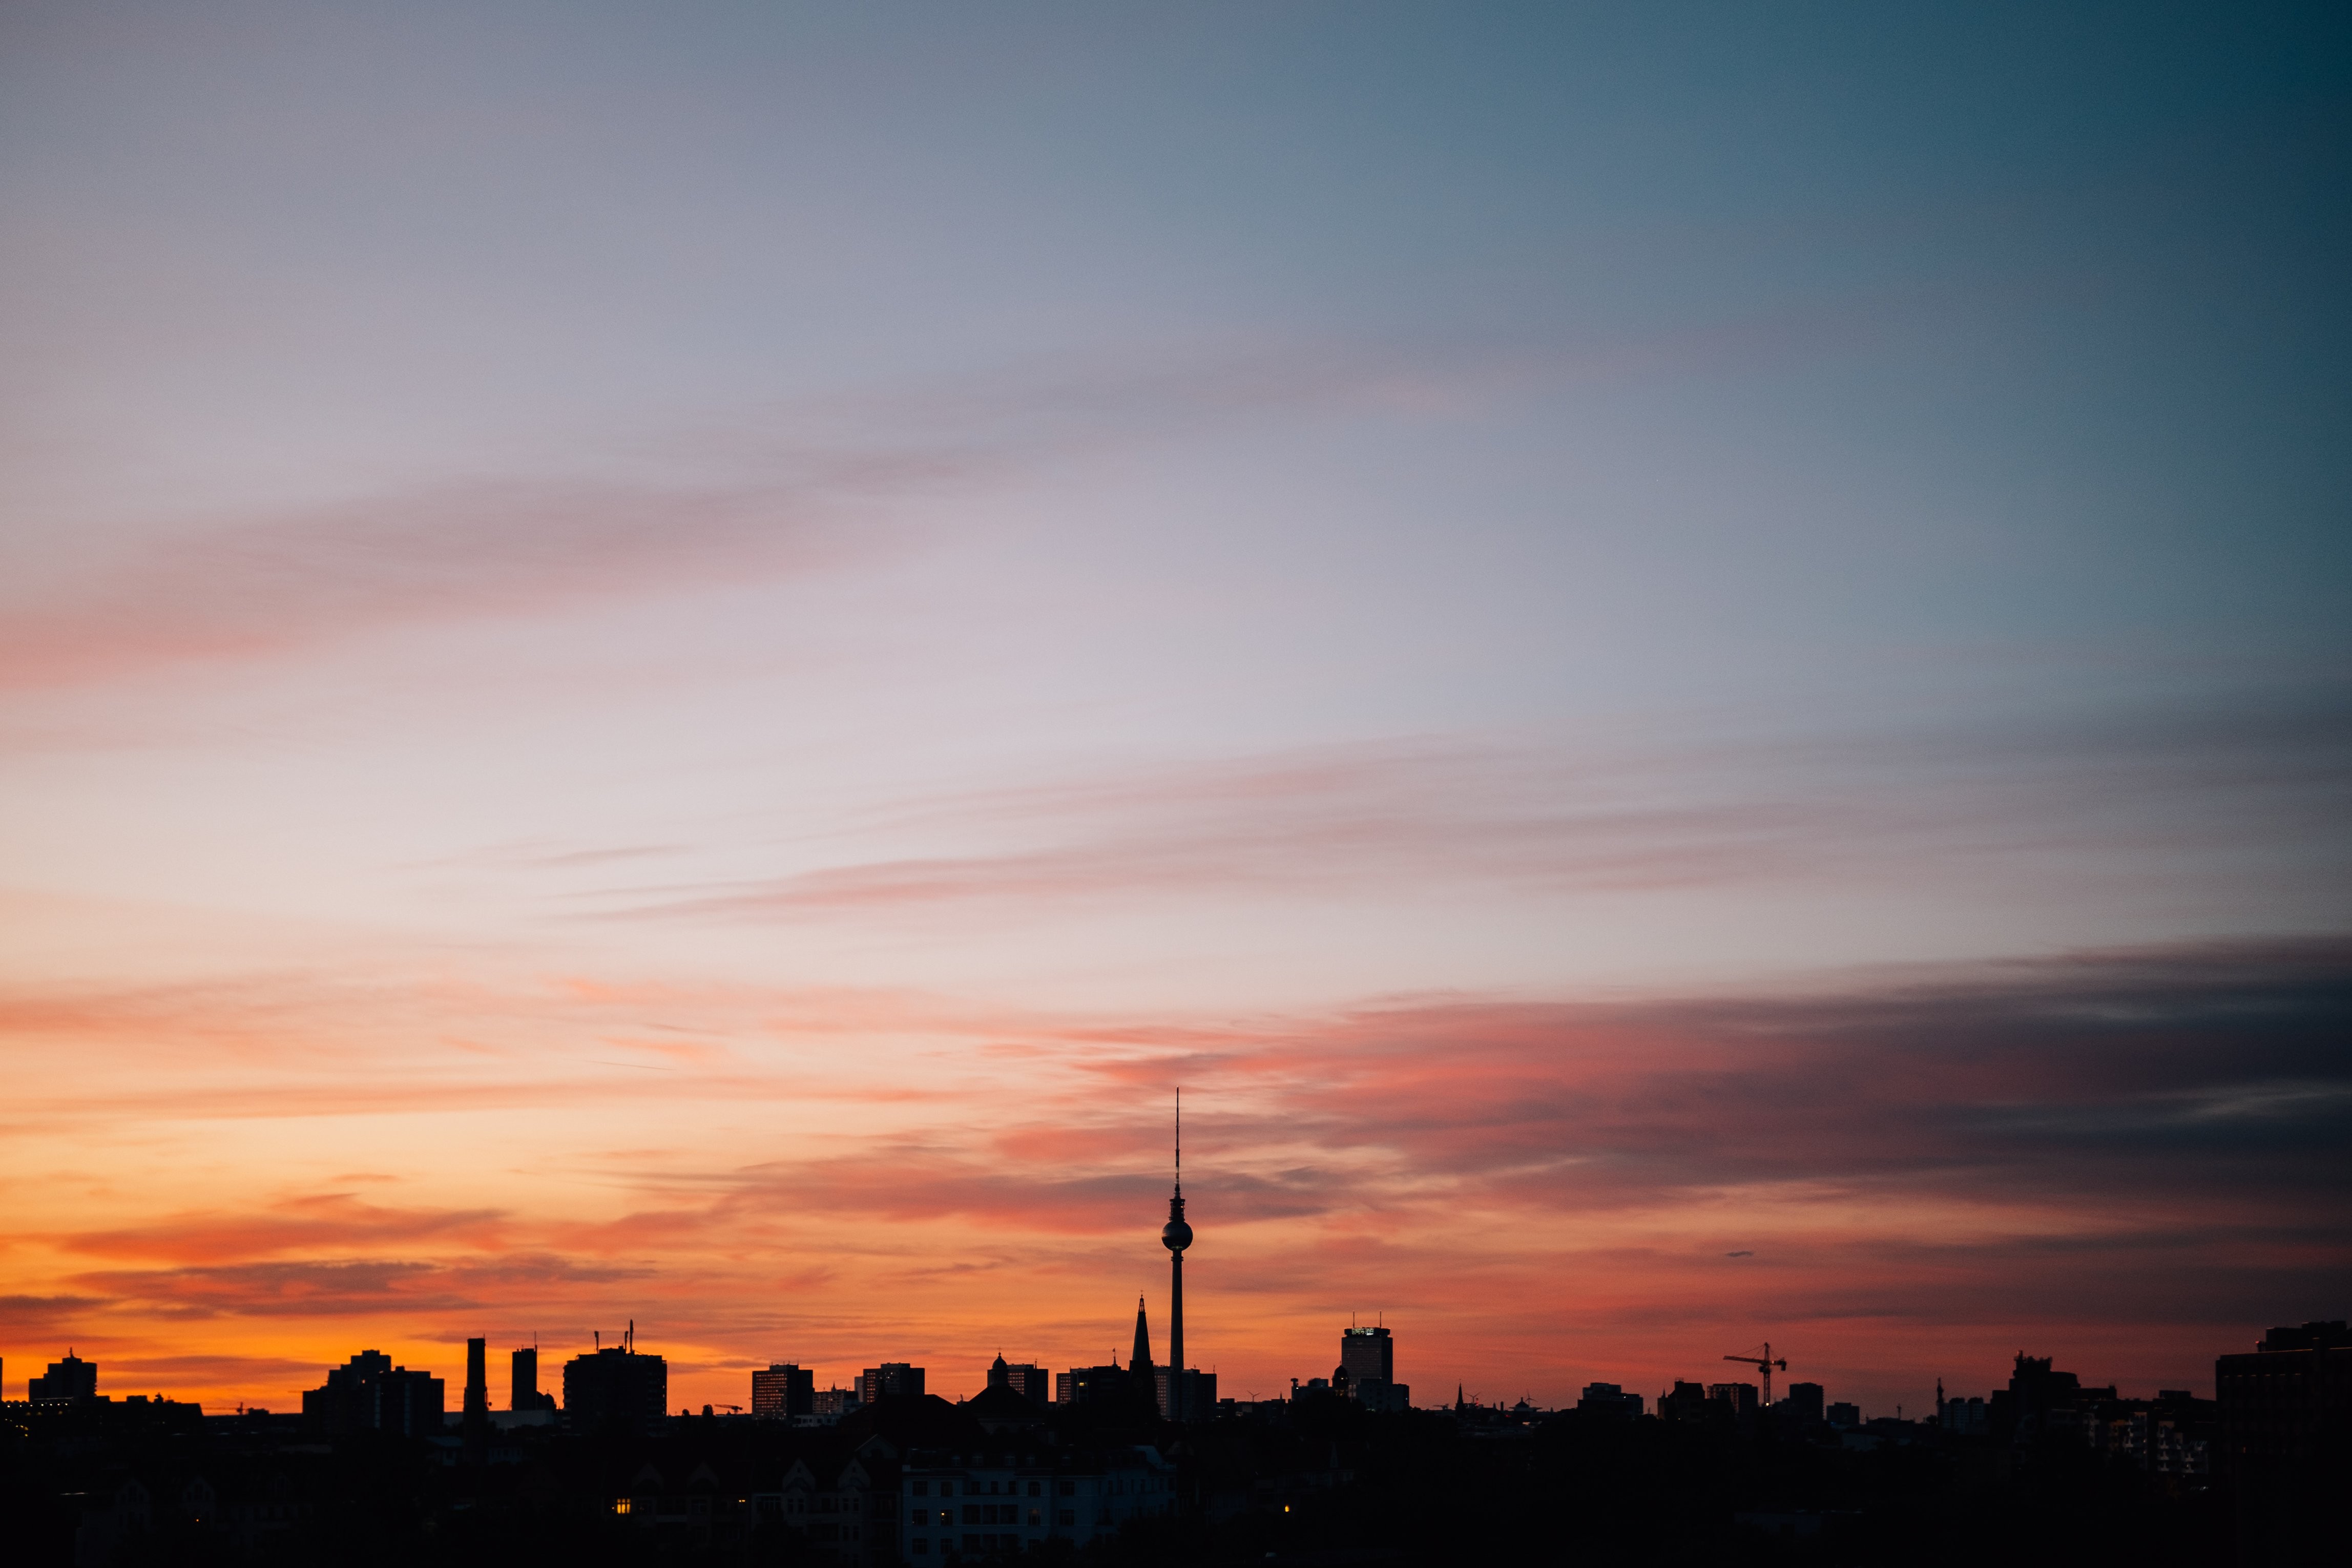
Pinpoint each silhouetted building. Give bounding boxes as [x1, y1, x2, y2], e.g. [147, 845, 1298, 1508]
[812, 1384, 863, 1422]
[1826, 1401, 1860, 1429]
[510, 1346, 556, 1412]
[1939, 1392, 1988, 1435]
[986, 1355, 1049, 1407]
[301, 1350, 445, 1436]
[2218, 1320, 2351, 1567]
[1659, 1381, 1710, 1424]
[29, 1350, 97, 1403]
[899, 1435, 1178, 1559]
[1155, 1366, 1218, 1419]
[1708, 1382, 1758, 1419]
[1057, 1363, 1136, 1409]
[563, 1342, 668, 1434]
[463, 1336, 489, 1417]
[754, 1362, 816, 1418]
[1995, 1353, 2082, 1444]
[1129, 1299, 1155, 1391]
[1341, 1324, 1409, 1409]
[858, 1363, 924, 1403]
[1577, 1382, 1643, 1417]
[1781, 1382, 1825, 1426]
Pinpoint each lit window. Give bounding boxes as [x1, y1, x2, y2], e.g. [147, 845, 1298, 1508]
[613, 1499, 631, 1516]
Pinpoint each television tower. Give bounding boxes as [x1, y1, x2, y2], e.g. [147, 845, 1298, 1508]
[1162, 1090, 1193, 1415]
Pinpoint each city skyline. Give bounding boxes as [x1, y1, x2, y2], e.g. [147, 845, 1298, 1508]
[2, 3, 2347, 1430]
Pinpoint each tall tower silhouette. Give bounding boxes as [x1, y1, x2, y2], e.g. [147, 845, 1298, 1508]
[1162, 1090, 1193, 1417]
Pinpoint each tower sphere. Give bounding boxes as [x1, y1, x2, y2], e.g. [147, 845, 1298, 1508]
[1162, 1217, 1192, 1253]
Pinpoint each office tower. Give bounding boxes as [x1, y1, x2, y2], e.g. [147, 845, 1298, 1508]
[857, 1363, 924, 1403]
[28, 1350, 97, 1403]
[1660, 1382, 1711, 1423]
[1155, 1365, 1218, 1420]
[464, 1337, 488, 1417]
[511, 1346, 556, 1412]
[1057, 1365, 1126, 1406]
[561, 1325, 668, 1435]
[1577, 1382, 1645, 1416]
[301, 1350, 445, 1436]
[1707, 1382, 1759, 1418]
[2218, 1320, 2351, 1567]
[986, 1355, 1050, 1407]
[1781, 1382, 1826, 1426]
[752, 1363, 815, 1418]
[1341, 1325, 1393, 1388]
[811, 1385, 861, 1421]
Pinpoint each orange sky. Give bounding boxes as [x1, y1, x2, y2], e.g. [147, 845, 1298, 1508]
[6, 928, 2343, 1417]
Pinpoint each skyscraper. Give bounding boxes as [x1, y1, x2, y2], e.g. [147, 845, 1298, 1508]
[464, 1337, 489, 1417]
[1340, 1324, 1392, 1387]
[1341, 1324, 1408, 1411]
[856, 1363, 925, 1403]
[752, 1363, 815, 1418]
[561, 1324, 667, 1434]
[511, 1345, 556, 1412]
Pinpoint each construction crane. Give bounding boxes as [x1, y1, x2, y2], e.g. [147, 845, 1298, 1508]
[1723, 1343, 1787, 1406]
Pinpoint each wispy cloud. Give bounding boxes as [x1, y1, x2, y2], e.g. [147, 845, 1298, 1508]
[6, 939, 2345, 1408]
[582, 685, 2352, 921]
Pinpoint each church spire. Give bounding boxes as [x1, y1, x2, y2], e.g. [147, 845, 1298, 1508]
[1131, 1295, 1154, 1375]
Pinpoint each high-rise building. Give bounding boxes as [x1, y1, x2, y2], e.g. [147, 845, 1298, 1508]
[301, 1350, 445, 1436]
[753, 1363, 815, 1418]
[857, 1363, 924, 1403]
[1339, 1325, 1407, 1410]
[28, 1350, 97, 1403]
[986, 1355, 1050, 1407]
[1056, 1365, 1127, 1406]
[511, 1346, 556, 1412]
[1660, 1381, 1711, 1423]
[464, 1337, 489, 1417]
[2218, 1320, 2351, 1567]
[562, 1327, 668, 1434]
[1781, 1382, 1826, 1426]
[811, 1384, 862, 1421]
[1155, 1366, 1218, 1419]
[1708, 1382, 1759, 1418]
[1341, 1326, 1392, 1388]
[1577, 1382, 1644, 1417]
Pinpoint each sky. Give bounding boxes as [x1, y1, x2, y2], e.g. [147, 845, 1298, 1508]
[1, 1, 2348, 1419]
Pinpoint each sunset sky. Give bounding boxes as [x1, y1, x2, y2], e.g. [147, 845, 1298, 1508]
[2, 2, 2347, 1420]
